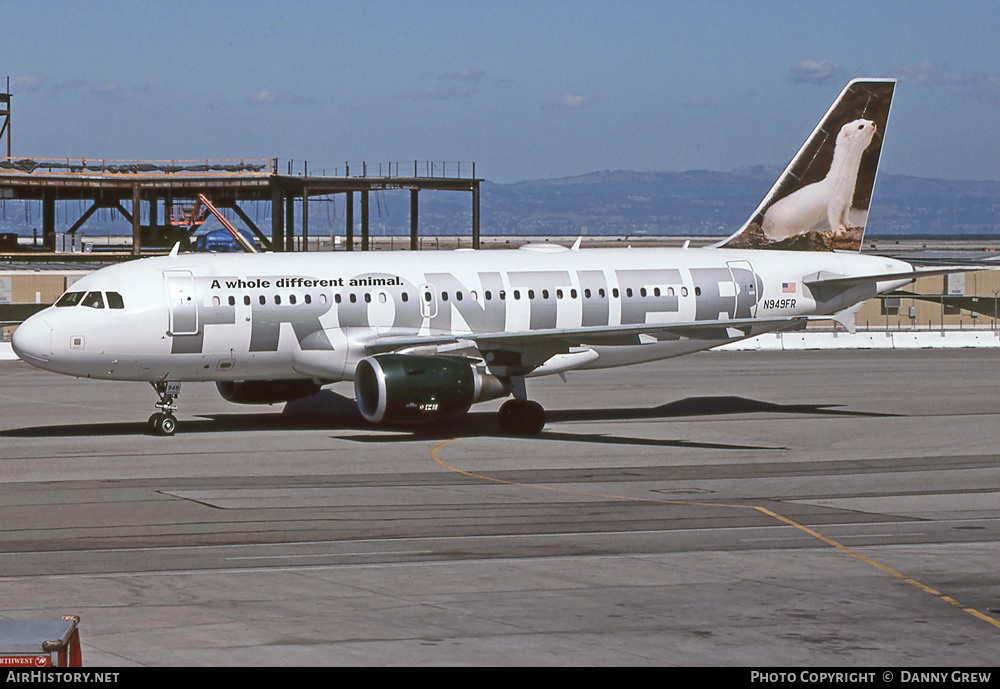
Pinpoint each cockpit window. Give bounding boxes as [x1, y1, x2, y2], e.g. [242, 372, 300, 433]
[81, 291, 105, 309]
[106, 292, 125, 309]
[56, 291, 85, 307]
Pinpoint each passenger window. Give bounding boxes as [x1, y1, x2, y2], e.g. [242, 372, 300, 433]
[485, 291, 492, 301]
[259, 295, 266, 305]
[275, 295, 281, 305]
[56, 292, 85, 307]
[244, 296, 251, 306]
[640, 288, 647, 298]
[212, 296, 221, 307]
[350, 294, 357, 303]
[542, 290, 549, 299]
[456, 291, 463, 301]
[556, 289, 564, 299]
[228, 296, 236, 306]
[584, 289, 591, 298]
[401, 293, 408, 302]
[626, 288, 633, 298]
[441, 291, 449, 302]
[107, 292, 125, 309]
[378, 293, 386, 304]
[82, 291, 105, 309]
[364, 293, 371, 303]
[335, 294, 342, 304]
[613, 288, 620, 298]
[571, 289, 578, 299]
[513, 290, 521, 300]
[305, 294, 312, 304]
[290, 294, 297, 305]
[695, 287, 702, 296]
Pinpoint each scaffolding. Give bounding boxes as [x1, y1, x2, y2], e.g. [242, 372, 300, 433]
[0, 158, 482, 255]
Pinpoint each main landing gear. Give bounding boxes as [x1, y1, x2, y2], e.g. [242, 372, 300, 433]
[148, 381, 181, 436]
[497, 377, 546, 435]
[497, 399, 546, 435]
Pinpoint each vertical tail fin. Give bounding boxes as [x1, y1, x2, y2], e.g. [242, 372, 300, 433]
[717, 78, 895, 252]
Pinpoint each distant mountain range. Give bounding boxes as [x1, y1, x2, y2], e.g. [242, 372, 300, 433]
[351, 168, 1000, 238]
[478, 169, 1000, 238]
[2, 168, 999, 237]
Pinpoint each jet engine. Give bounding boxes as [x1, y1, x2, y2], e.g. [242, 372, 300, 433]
[216, 379, 323, 405]
[354, 354, 511, 424]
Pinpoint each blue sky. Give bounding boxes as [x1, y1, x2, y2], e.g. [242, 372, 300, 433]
[4, 1, 1000, 182]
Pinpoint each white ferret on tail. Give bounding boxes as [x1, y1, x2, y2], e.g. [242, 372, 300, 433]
[762, 118, 876, 240]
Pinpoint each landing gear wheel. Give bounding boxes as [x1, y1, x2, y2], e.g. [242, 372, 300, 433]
[149, 412, 177, 436]
[498, 400, 546, 435]
[158, 414, 177, 436]
[149, 381, 181, 436]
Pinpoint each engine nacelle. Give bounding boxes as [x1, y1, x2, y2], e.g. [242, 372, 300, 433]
[354, 354, 511, 424]
[217, 379, 322, 405]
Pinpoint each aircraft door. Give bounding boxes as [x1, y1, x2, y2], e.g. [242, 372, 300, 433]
[727, 260, 759, 318]
[419, 283, 438, 319]
[164, 270, 200, 335]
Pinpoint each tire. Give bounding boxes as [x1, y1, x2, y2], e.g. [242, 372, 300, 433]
[497, 400, 546, 435]
[155, 413, 177, 436]
[498, 400, 519, 433]
[520, 401, 546, 435]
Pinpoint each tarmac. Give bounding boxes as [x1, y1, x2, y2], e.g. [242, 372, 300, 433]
[0, 349, 998, 666]
[3, 328, 1000, 364]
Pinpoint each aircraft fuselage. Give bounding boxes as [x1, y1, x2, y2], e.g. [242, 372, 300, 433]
[12, 245, 914, 383]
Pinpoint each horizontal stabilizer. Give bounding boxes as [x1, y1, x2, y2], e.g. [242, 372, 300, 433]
[803, 266, 983, 290]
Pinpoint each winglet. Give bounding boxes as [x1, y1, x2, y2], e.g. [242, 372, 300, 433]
[831, 302, 862, 334]
[806, 302, 862, 333]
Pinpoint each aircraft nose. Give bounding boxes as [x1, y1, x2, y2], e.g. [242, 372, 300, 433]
[11, 316, 52, 364]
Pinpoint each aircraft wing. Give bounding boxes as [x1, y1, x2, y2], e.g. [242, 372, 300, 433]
[365, 315, 807, 353]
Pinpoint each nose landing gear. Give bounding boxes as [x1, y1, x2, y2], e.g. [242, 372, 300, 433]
[148, 381, 181, 436]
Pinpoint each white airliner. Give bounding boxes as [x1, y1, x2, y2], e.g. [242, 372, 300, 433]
[12, 79, 933, 435]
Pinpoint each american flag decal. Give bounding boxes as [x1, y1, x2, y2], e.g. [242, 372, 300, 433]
[782, 282, 796, 293]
